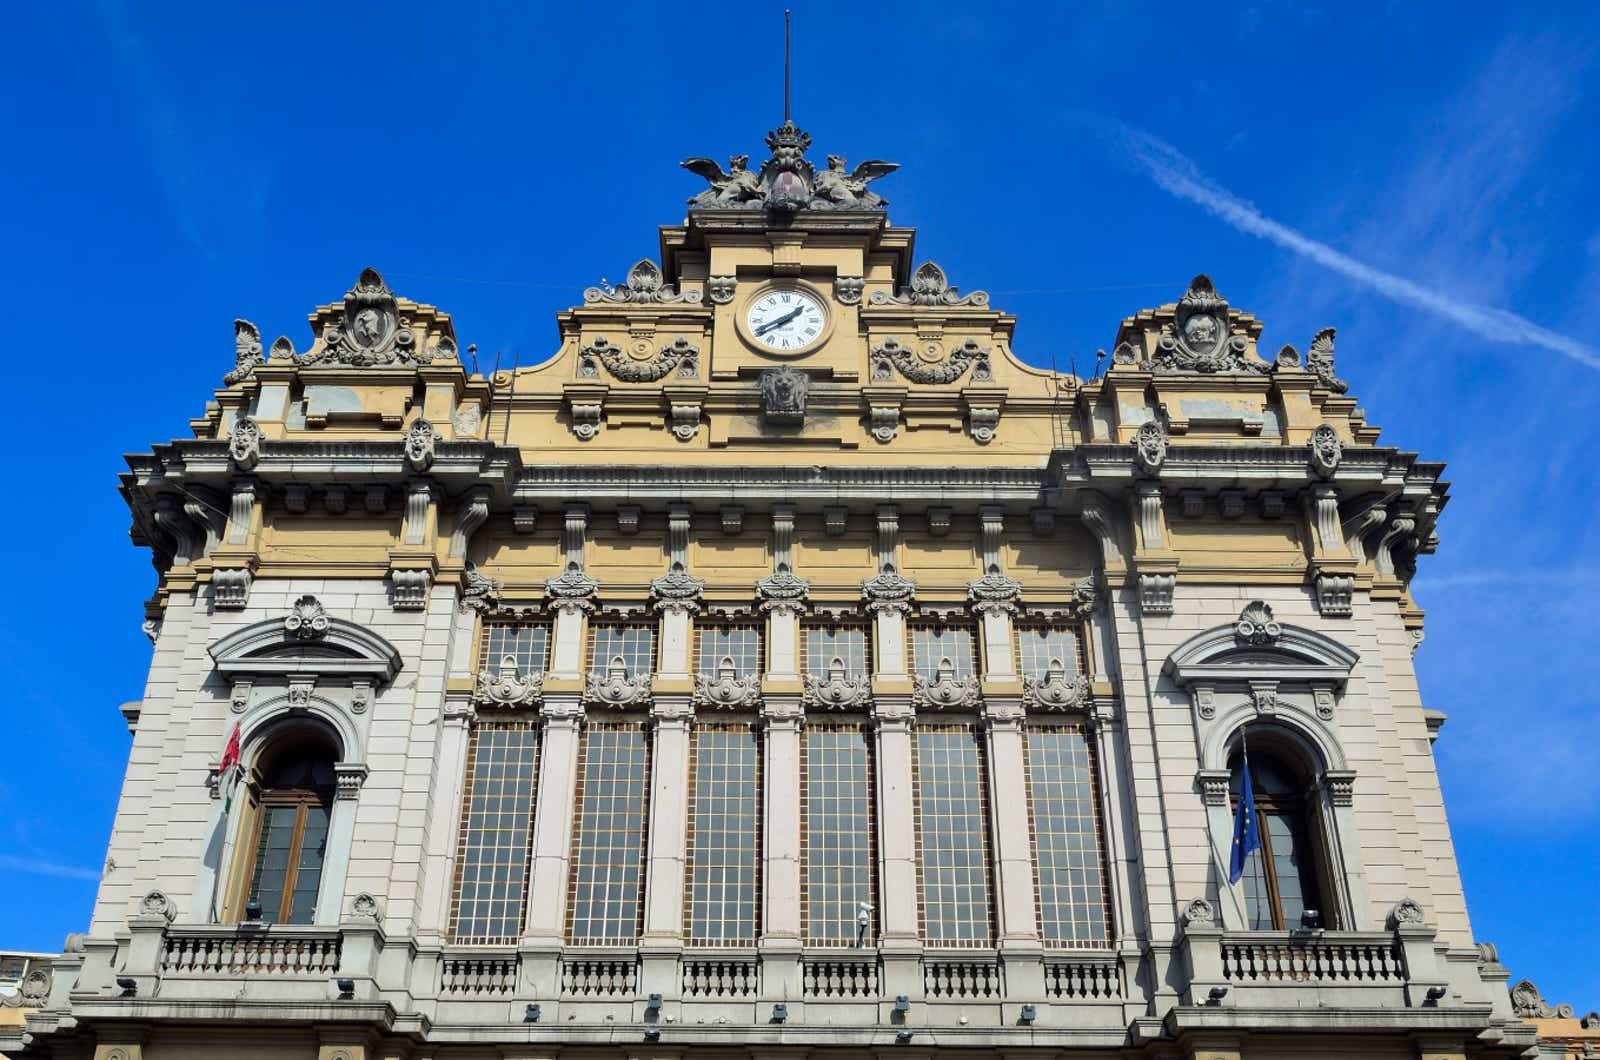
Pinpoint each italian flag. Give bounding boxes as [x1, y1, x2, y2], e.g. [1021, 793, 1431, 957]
[217, 723, 242, 813]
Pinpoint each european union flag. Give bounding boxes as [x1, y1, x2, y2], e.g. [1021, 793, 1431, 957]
[1228, 760, 1262, 885]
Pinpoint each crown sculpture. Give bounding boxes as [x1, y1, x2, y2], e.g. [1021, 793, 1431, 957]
[682, 119, 899, 213]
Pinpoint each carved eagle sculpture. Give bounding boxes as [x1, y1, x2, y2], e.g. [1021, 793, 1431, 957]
[681, 154, 764, 207]
[812, 154, 899, 208]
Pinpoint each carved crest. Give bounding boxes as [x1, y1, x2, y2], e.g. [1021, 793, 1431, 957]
[300, 268, 431, 369]
[1132, 420, 1167, 475]
[802, 656, 872, 710]
[760, 366, 811, 425]
[138, 889, 176, 922]
[1310, 423, 1343, 478]
[474, 654, 544, 709]
[1388, 897, 1426, 928]
[694, 657, 762, 709]
[1510, 979, 1575, 1020]
[284, 595, 330, 640]
[579, 336, 699, 383]
[1181, 897, 1216, 927]
[350, 892, 382, 921]
[912, 658, 982, 711]
[229, 416, 262, 471]
[1148, 275, 1265, 375]
[1022, 660, 1091, 712]
[586, 655, 652, 708]
[1235, 601, 1282, 646]
[871, 337, 992, 385]
[583, 259, 700, 304]
[1307, 327, 1349, 393]
[225, 319, 264, 386]
[869, 262, 989, 308]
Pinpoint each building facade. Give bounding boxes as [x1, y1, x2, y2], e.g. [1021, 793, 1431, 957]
[5, 120, 1549, 1059]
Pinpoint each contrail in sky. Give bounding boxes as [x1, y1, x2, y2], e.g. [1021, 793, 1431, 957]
[1103, 121, 1600, 373]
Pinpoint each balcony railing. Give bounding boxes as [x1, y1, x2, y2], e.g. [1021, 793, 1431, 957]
[1220, 932, 1405, 984]
[159, 926, 341, 978]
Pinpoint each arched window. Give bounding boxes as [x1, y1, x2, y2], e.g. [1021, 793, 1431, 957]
[1228, 742, 1330, 931]
[231, 733, 337, 925]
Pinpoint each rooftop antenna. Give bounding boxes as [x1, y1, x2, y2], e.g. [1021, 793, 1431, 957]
[784, 9, 792, 120]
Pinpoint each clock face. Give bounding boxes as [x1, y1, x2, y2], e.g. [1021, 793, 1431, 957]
[745, 288, 827, 353]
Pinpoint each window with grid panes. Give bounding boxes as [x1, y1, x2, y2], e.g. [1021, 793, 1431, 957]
[913, 725, 994, 945]
[910, 623, 978, 682]
[696, 622, 763, 677]
[802, 723, 877, 946]
[479, 620, 552, 676]
[1025, 724, 1111, 947]
[804, 622, 869, 678]
[1015, 624, 1084, 681]
[448, 722, 541, 944]
[588, 622, 654, 678]
[566, 722, 651, 943]
[685, 724, 761, 945]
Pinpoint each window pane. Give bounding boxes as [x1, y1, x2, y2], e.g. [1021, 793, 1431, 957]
[698, 624, 763, 677]
[1026, 726, 1110, 946]
[449, 723, 542, 944]
[1264, 809, 1314, 926]
[803, 725, 877, 946]
[567, 723, 651, 943]
[591, 624, 655, 679]
[804, 624, 869, 678]
[686, 725, 761, 945]
[248, 806, 299, 925]
[1016, 626, 1083, 681]
[481, 622, 552, 676]
[286, 804, 330, 925]
[911, 626, 977, 682]
[915, 726, 993, 945]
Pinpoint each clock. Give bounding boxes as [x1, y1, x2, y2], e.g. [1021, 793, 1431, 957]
[742, 285, 829, 355]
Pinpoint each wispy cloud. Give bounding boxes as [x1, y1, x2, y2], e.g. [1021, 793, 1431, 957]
[0, 854, 101, 882]
[1415, 568, 1600, 591]
[1091, 119, 1600, 372]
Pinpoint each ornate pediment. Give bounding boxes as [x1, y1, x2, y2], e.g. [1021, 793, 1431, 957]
[584, 259, 701, 305]
[682, 120, 897, 214]
[1141, 275, 1267, 375]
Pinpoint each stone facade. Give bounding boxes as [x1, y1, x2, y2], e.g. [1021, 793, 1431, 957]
[3, 120, 1548, 1060]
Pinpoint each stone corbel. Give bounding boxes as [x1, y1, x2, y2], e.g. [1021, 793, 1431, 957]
[211, 563, 256, 611]
[1077, 492, 1127, 576]
[1303, 482, 1356, 617]
[757, 504, 810, 615]
[961, 386, 1006, 445]
[546, 504, 600, 613]
[448, 486, 492, 559]
[563, 381, 608, 441]
[1196, 768, 1230, 807]
[223, 479, 261, 548]
[400, 478, 438, 548]
[1130, 482, 1178, 616]
[1321, 768, 1355, 806]
[862, 384, 906, 444]
[663, 383, 707, 442]
[334, 763, 368, 801]
[650, 503, 705, 616]
[388, 567, 434, 611]
[182, 487, 227, 559]
[861, 505, 916, 614]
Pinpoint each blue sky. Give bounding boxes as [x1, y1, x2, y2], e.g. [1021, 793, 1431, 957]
[2, 0, 1595, 1006]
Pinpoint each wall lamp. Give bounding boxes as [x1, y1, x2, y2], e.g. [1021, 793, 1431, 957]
[1018, 1003, 1037, 1025]
[524, 1003, 541, 1023]
[115, 976, 137, 998]
[770, 1002, 788, 1024]
[335, 977, 355, 1000]
[1207, 985, 1230, 1005]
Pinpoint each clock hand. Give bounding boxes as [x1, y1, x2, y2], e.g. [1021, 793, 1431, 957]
[754, 306, 804, 336]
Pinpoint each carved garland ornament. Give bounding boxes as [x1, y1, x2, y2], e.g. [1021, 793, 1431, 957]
[579, 336, 699, 383]
[1147, 275, 1266, 375]
[871, 337, 993, 385]
[583, 259, 701, 304]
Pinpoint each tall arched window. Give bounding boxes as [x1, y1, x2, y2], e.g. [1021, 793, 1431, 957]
[1228, 744, 1329, 931]
[233, 734, 337, 925]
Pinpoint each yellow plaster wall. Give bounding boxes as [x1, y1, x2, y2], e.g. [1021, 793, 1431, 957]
[260, 515, 398, 563]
